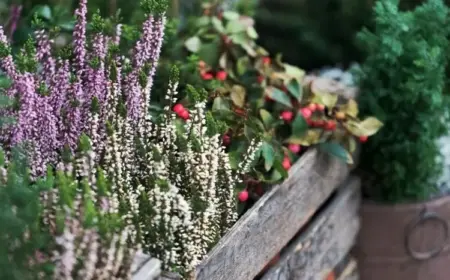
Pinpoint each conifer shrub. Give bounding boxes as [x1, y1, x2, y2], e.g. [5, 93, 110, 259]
[356, 0, 450, 202]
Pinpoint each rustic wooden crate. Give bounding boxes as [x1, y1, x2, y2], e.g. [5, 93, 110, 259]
[261, 176, 361, 280]
[133, 148, 353, 279]
[132, 253, 162, 280]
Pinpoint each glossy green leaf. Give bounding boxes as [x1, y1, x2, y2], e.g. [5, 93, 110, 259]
[291, 114, 308, 136]
[266, 87, 292, 108]
[198, 40, 221, 66]
[262, 142, 275, 171]
[273, 160, 289, 178]
[260, 109, 274, 129]
[318, 142, 353, 164]
[212, 97, 230, 112]
[223, 11, 240, 20]
[286, 79, 302, 99]
[35, 5, 52, 20]
[226, 20, 246, 33]
[212, 17, 225, 33]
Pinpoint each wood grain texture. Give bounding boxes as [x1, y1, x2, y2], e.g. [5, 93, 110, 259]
[131, 252, 162, 280]
[337, 258, 359, 280]
[261, 176, 361, 280]
[193, 148, 350, 280]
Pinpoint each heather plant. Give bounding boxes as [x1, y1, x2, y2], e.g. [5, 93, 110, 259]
[0, 0, 256, 276]
[356, 0, 450, 202]
[0, 137, 138, 280]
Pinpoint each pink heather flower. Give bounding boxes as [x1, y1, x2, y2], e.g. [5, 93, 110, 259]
[0, 26, 17, 78]
[124, 71, 142, 124]
[35, 29, 56, 84]
[6, 5, 22, 38]
[73, 0, 87, 76]
[11, 73, 38, 146]
[63, 79, 84, 152]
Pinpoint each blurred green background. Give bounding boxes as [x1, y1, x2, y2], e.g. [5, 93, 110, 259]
[1, 0, 449, 70]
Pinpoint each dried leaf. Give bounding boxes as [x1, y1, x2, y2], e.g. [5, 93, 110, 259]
[341, 99, 359, 118]
[343, 117, 383, 137]
[285, 129, 321, 146]
[348, 137, 357, 153]
[283, 63, 305, 79]
[358, 117, 384, 136]
[219, 53, 227, 69]
[311, 92, 338, 108]
[230, 85, 246, 107]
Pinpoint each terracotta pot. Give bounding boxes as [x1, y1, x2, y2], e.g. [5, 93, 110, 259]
[354, 195, 450, 280]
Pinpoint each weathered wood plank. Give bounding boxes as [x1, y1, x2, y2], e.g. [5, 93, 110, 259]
[337, 258, 359, 280]
[261, 176, 361, 280]
[131, 252, 162, 280]
[193, 148, 350, 280]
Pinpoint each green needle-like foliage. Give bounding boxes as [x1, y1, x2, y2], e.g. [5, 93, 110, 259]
[356, 0, 450, 202]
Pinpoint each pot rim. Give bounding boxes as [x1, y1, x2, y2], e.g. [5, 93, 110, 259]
[362, 194, 450, 212]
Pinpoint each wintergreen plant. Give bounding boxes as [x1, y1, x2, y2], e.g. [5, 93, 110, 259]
[356, 0, 450, 202]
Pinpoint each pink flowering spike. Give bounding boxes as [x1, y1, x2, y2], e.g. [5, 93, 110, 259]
[35, 29, 56, 84]
[7, 5, 22, 38]
[63, 79, 84, 152]
[125, 71, 142, 123]
[50, 60, 70, 116]
[73, 0, 87, 76]
[11, 73, 37, 145]
[0, 26, 17, 78]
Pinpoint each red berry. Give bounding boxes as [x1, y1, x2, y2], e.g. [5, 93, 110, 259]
[282, 157, 291, 170]
[325, 120, 336, 131]
[317, 104, 325, 111]
[306, 119, 314, 126]
[238, 190, 249, 202]
[280, 111, 294, 122]
[308, 103, 317, 112]
[262, 56, 271, 65]
[201, 72, 214, 80]
[300, 108, 312, 119]
[264, 95, 273, 102]
[173, 103, 185, 114]
[314, 119, 325, 127]
[216, 70, 227, 81]
[222, 134, 231, 146]
[288, 144, 301, 154]
[359, 135, 368, 143]
[179, 109, 190, 120]
[257, 75, 265, 84]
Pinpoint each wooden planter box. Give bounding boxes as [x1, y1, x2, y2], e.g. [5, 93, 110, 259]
[133, 147, 361, 280]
